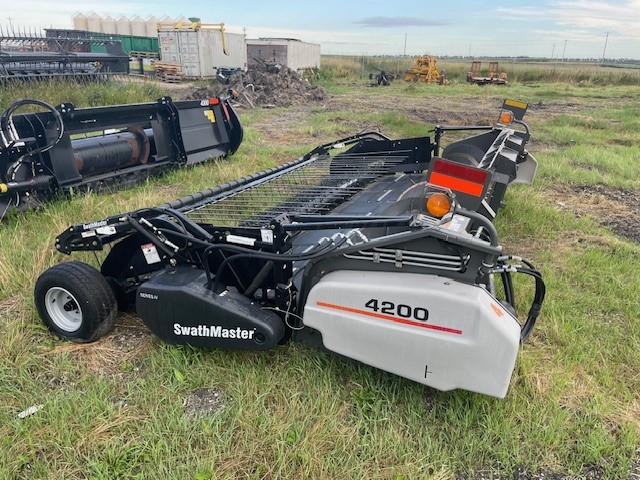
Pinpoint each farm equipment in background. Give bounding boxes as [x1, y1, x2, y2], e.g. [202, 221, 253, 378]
[0, 34, 129, 81]
[405, 55, 447, 84]
[0, 96, 243, 219]
[34, 99, 545, 399]
[467, 61, 508, 85]
[368, 68, 392, 86]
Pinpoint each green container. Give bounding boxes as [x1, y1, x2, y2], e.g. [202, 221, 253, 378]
[89, 33, 159, 54]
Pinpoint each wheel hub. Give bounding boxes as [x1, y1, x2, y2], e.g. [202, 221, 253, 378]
[45, 287, 82, 333]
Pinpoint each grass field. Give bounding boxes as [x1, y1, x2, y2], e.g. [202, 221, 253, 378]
[319, 55, 640, 86]
[1, 69, 639, 479]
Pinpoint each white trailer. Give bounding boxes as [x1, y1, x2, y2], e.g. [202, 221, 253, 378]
[158, 27, 247, 78]
[246, 38, 321, 72]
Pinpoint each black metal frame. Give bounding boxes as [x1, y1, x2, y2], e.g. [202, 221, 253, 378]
[0, 96, 243, 216]
[52, 113, 533, 315]
[0, 35, 129, 80]
[34, 100, 546, 370]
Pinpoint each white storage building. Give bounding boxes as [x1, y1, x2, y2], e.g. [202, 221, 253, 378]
[158, 26, 247, 78]
[246, 38, 320, 72]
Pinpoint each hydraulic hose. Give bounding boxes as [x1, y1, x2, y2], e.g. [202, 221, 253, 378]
[1, 99, 65, 152]
[494, 255, 546, 343]
[515, 266, 546, 343]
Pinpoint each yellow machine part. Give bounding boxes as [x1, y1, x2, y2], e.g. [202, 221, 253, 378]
[404, 55, 447, 84]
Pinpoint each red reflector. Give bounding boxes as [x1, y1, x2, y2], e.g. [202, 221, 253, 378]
[433, 158, 488, 183]
[429, 172, 485, 197]
[429, 158, 488, 197]
[209, 97, 220, 105]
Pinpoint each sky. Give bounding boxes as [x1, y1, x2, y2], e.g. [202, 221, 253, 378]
[3, 1, 640, 59]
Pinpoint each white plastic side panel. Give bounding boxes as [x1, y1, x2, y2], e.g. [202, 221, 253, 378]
[303, 271, 521, 398]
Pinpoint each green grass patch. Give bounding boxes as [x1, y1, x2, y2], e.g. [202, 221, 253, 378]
[0, 79, 164, 111]
[531, 105, 640, 189]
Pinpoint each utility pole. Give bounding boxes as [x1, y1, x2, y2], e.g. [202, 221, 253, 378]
[468, 45, 472, 57]
[551, 42, 556, 60]
[403, 33, 407, 56]
[562, 40, 568, 61]
[602, 31, 610, 61]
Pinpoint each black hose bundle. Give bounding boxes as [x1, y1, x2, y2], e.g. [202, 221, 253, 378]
[0, 99, 65, 180]
[495, 255, 546, 343]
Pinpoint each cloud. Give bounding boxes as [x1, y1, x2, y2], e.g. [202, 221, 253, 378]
[353, 16, 449, 27]
[495, 6, 546, 17]
[497, 1, 640, 35]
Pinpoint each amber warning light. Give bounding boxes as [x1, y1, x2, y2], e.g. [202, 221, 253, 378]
[498, 110, 514, 125]
[426, 192, 452, 218]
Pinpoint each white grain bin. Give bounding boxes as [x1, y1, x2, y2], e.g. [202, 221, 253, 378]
[157, 25, 247, 78]
[145, 15, 158, 37]
[115, 15, 132, 35]
[131, 15, 146, 37]
[87, 12, 102, 33]
[158, 15, 175, 25]
[102, 15, 116, 34]
[246, 38, 321, 72]
[72, 13, 89, 31]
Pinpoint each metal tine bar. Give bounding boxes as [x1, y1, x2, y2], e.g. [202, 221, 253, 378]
[201, 190, 350, 203]
[195, 195, 347, 209]
[190, 212, 334, 225]
[184, 145, 413, 225]
[188, 192, 358, 212]
[199, 194, 354, 209]
[326, 156, 410, 162]
[327, 153, 412, 159]
[203, 185, 359, 199]
[189, 195, 349, 217]
[191, 203, 345, 218]
[189, 205, 336, 220]
[188, 185, 365, 210]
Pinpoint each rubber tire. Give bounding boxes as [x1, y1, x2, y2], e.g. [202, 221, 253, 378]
[34, 261, 118, 343]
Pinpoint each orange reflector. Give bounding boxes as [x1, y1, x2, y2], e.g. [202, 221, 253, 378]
[499, 110, 513, 125]
[426, 192, 452, 218]
[209, 97, 220, 105]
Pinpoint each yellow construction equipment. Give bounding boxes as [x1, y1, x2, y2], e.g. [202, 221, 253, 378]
[404, 55, 447, 84]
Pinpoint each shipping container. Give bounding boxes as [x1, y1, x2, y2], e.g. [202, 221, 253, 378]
[158, 28, 246, 78]
[246, 38, 320, 72]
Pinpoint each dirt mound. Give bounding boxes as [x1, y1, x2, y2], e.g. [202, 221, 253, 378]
[550, 184, 640, 244]
[184, 61, 326, 108]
